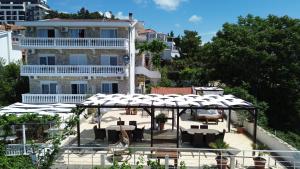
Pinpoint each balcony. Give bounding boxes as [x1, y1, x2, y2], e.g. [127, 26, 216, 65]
[19, 37, 129, 50]
[22, 94, 88, 104]
[21, 65, 127, 77]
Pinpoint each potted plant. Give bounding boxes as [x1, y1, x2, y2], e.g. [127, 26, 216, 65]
[155, 113, 168, 130]
[252, 143, 269, 169]
[209, 139, 229, 169]
[236, 110, 248, 134]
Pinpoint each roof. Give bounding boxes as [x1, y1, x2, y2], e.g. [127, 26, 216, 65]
[151, 87, 193, 95]
[78, 93, 255, 109]
[138, 29, 156, 34]
[0, 24, 25, 31]
[15, 18, 143, 28]
[42, 18, 131, 22]
[0, 102, 75, 115]
[194, 87, 224, 91]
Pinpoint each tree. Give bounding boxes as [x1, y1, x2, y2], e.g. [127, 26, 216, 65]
[0, 62, 29, 106]
[203, 15, 300, 130]
[137, 40, 167, 69]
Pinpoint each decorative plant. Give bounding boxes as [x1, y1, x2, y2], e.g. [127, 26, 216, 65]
[180, 161, 187, 169]
[252, 143, 269, 157]
[236, 110, 249, 127]
[209, 139, 229, 169]
[147, 160, 164, 169]
[155, 113, 168, 124]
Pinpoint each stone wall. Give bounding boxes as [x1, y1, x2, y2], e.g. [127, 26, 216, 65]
[29, 76, 129, 94]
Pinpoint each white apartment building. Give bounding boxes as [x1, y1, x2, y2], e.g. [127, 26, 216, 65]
[0, 0, 50, 24]
[16, 14, 161, 104]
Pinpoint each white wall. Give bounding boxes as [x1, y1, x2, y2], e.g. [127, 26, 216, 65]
[0, 31, 22, 64]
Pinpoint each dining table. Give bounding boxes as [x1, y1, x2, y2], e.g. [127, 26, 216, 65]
[185, 129, 220, 135]
[106, 125, 136, 131]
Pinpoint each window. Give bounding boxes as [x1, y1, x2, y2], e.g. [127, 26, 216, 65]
[69, 29, 85, 38]
[69, 55, 87, 65]
[71, 83, 87, 94]
[6, 11, 11, 15]
[101, 83, 118, 94]
[1, 6, 10, 9]
[13, 6, 23, 9]
[40, 56, 55, 65]
[100, 56, 118, 65]
[100, 29, 117, 38]
[41, 82, 57, 94]
[12, 11, 17, 15]
[0, 11, 4, 15]
[18, 11, 25, 15]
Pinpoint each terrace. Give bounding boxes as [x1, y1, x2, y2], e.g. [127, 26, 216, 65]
[51, 93, 300, 168]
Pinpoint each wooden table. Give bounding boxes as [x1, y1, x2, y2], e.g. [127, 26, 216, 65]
[154, 150, 178, 167]
[106, 125, 136, 131]
[185, 129, 219, 135]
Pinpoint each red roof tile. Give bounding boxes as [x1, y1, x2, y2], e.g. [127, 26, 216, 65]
[151, 87, 193, 95]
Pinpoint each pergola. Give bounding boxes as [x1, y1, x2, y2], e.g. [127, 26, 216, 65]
[76, 93, 258, 148]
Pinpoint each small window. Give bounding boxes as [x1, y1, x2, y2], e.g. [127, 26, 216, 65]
[100, 29, 117, 38]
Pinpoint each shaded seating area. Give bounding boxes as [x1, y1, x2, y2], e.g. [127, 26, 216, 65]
[76, 93, 258, 148]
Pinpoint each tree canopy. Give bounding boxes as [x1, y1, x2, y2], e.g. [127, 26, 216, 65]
[45, 7, 115, 20]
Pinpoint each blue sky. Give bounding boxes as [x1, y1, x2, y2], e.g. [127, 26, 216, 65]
[47, 0, 300, 43]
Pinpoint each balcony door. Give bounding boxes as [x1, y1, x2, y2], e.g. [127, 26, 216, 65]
[69, 29, 85, 38]
[71, 82, 87, 94]
[100, 29, 117, 38]
[100, 56, 118, 65]
[41, 82, 57, 94]
[101, 83, 118, 94]
[37, 29, 55, 38]
[69, 55, 87, 65]
[40, 56, 55, 65]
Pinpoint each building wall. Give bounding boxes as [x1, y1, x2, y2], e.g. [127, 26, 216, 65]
[0, 31, 22, 64]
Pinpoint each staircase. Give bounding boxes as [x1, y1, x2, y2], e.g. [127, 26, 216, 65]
[135, 66, 161, 79]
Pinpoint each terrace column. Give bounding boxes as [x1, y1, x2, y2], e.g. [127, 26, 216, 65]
[253, 108, 258, 145]
[22, 124, 26, 155]
[128, 22, 136, 94]
[227, 109, 231, 132]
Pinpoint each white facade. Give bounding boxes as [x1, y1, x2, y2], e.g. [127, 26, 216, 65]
[0, 30, 22, 64]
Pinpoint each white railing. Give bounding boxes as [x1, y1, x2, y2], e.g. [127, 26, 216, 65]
[22, 94, 88, 104]
[19, 37, 129, 49]
[5, 144, 51, 156]
[21, 65, 126, 77]
[54, 146, 300, 169]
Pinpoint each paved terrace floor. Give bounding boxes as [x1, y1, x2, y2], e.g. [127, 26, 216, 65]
[52, 109, 285, 169]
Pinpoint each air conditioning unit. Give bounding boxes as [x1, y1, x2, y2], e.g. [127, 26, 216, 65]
[61, 27, 68, 32]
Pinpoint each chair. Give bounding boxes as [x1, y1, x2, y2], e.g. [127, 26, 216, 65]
[117, 121, 125, 125]
[133, 126, 145, 142]
[108, 130, 120, 143]
[205, 133, 217, 147]
[93, 125, 106, 140]
[200, 125, 208, 129]
[108, 125, 130, 156]
[129, 121, 137, 127]
[181, 128, 192, 144]
[216, 129, 226, 141]
[192, 133, 204, 147]
[191, 125, 199, 129]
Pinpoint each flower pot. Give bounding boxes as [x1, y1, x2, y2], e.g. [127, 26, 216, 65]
[159, 123, 165, 131]
[215, 156, 228, 169]
[253, 157, 266, 169]
[237, 126, 244, 134]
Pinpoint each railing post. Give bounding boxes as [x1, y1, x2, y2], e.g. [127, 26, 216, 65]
[101, 154, 105, 167]
[22, 124, 26, 155]
[165, 155, 169, 169]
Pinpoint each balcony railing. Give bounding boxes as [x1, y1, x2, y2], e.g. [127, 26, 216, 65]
[22, 94, 88, 104]
[21, 65, 127, 77]
[19, 37, 129, 49]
